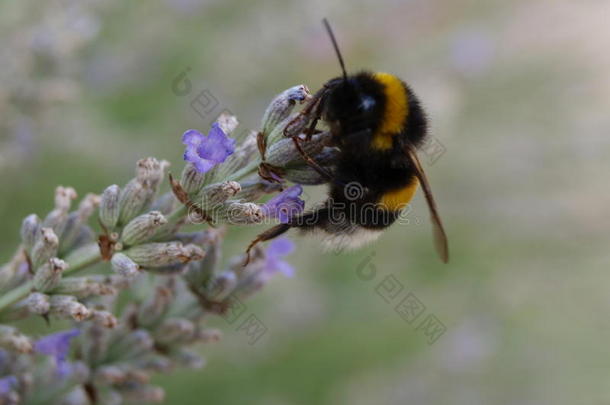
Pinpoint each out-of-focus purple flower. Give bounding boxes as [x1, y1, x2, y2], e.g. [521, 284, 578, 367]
[261, 185, 304, 224]
[35, 329, 80, 377]
[182, 123, 236, 173]
[264, 238, 295, 277]
[0, 375, 17, 395]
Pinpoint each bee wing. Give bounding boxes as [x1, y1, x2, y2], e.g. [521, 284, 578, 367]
[405, 145, 449, 263]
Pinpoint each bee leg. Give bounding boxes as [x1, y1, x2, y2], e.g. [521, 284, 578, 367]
[243, 223, 292, 266]
[258, 162, 285, 185]
[304, 95, 326, 141]
[284, 87, 328, 138]
[291, 137, 334, 181]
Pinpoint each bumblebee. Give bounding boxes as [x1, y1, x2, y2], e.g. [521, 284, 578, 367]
[247, 19, 449, 263]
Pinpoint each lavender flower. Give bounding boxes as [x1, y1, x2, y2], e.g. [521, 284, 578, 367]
[0, 375, 17, 395]
[264, 238, 295, 277]
[34, 329, 80, 377]
[0, 84, 332, 404]
[182, 123, 236, 173]
[261, 185, 305, 223]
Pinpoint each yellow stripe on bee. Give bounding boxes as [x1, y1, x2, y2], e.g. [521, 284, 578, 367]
[372, 72, 409, 150]
[378, 179, 419, 211]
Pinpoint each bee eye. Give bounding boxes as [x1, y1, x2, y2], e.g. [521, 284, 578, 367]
[359, 96, 375, 111]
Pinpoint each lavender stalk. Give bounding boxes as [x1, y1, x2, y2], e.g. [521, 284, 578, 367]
[0, 85, 334, 404]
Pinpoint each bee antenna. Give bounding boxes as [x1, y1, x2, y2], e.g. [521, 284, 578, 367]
[322, 18, 348, 82]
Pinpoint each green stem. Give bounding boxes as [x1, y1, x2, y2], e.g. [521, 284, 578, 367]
[0, 282, 32, 314]
[64, 244, 102, 276]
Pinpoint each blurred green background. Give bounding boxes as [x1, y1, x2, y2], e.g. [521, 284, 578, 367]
[2, 0, 610, 403]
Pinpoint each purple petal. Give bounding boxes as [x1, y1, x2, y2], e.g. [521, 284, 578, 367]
[185, 146, 216, 173]
[182, 124, 236, 173]
[35, 329, 80, 361]
[262, 185, 305, 223]
[0, 376, 17, 395]
[197, 124, 235, 163]
[273, 260, 295, 277]
[264, 238, 296, 278]
[56, 362, 74, 378]
[182, 129, 204, 146]
[267, 238, 295, 257]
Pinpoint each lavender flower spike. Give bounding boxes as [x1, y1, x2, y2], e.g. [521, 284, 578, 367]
[261, 185, 305, 224]
[183, 123, 236, 173]
[34, 329, 80, 377]
[264, 238, 296, 277]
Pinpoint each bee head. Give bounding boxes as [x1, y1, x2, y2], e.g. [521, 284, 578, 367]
[321, 73, 387, 151]
[318, 20, 387, 153]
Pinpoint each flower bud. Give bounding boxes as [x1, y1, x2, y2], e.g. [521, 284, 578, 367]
[111, 253, 140, 279]
[198, 181, 241, 209]
[95, 365, 127, 385]
[139, 355, 173, 373]
[61, 385, 91, 405]
[20, 214, 40, 251]
[90, 310, 118, 328]
[121, 211, 168, 246]
[150, 192, 176, 215]
[54, 186, 78, 211]
[43, 186, 77, 237]
[90, 274, 133, 290]
[60, 193, 100, 252]
[265, 131, 332, 167]
[180, 162, 206, 195]
[135, 157, 170, 189]
[235, 178, 283, 201]
[183, 229, 223, 291]
[117, 158, 169, 225]
[171, 349, 206, 369]
[109, 329, 154, 360]
[213, 131, 258, 180]
[26, 292, 50, 315]
[31, 228, 59, 269]
[49, 295, 90, 321]
[218, 202, 264, 225]
[33, 257, 67, 291]
[234, 272, 267, 299]
[261, 85, 310, 137]
[282, 166, 331, 185]
[206, 271, 237, 301]
[216, 112, 239, 135]
[155, 318, 195, 344]
[0, 325, 33, 353]
[194, 328, 222, 343]
[51, 277, 116, 298]
[117, 180, 150, 226]
[100, 185, 121, 229]
[266, 111, 309, 146]
[138, 286, 173, 326]
[125, 242, 204, 268]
